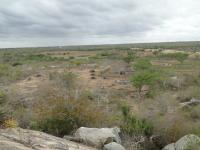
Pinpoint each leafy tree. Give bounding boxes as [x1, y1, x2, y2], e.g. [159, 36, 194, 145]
[123, 51, 136, 63]
[131, 58, 163, 98]
[130, 71, 159, 97]
[134, 58, 152, 70]
[174, 53, 188, 63]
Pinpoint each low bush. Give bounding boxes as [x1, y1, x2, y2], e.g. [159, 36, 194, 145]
[3, 118, 18, 128]
[33, 73, 106, 136]
[123, 51, 137, 63]
[121, 105, 153, 136]
[34, 118, 77, 136]
[0, 90, 6, 104]
[0, 63, 22, 82]
[0, 90, 7, 125]
[24, 54, 63, 61]
[159, 52, 188, 63]
[0, 110, 5, 126]
[34, 93, 106, 136]
[0, 64, 9, 77]
[12, 62, 22, 67]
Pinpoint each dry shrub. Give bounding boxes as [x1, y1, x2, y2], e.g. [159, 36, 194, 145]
[165, 120, 183, 143]
[32, 72, 107, 136]
[177, 86, 200, 102]
[189, 106, 200, 121]
[3, 118, 18, 128]
[136, 92, 200, 144]
[154, 109, 200, 144]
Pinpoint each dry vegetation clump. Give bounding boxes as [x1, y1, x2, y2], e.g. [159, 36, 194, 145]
[0, 90, 19, 129]
[0, 63, 22, 83]
[31, 72, 110, 136]
[0, 46, 200, 149]
[2, 118, 18, 128]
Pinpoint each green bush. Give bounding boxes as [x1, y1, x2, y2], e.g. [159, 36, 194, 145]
[0, 90, 6, 125]
[70, 58, 89, 66]
[100, 51, 110, 57]
[0, 64, 22, 82]
[0, 90, 6, 104]
[123, 51, 137, 63]
[36, 117, 77, 136]
[134, 58, 152, 70]
[0, 64, 9, 77]
[159, 52, 188, 63]
[0, 110, 5, 125]
[121, 105, 153, 136]
[12, 62, 22, 67]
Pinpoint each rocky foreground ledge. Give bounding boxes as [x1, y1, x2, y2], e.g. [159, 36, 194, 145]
[0, 128, 97, 150]
[0, 127, 125, 150]
[0, 127, 199, 150]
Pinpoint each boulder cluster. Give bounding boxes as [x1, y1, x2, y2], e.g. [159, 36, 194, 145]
[0, 127, 199, 150]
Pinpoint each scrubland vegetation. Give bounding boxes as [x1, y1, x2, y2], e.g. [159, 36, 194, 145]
[0, 42, 200, 149]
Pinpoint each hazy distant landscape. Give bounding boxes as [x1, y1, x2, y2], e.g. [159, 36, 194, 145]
[1, 0, 200, 149]
[0, 41, 200, 149]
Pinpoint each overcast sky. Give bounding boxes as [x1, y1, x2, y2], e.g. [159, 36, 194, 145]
[0, 0, 200, 48]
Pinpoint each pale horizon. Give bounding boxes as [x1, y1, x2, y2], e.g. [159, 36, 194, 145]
[1, 0, 200, 48]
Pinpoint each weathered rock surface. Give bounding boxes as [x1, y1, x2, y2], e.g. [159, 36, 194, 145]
[0, 128, 97, 150]
[175, 134, 200, 150]
[150, 135, 166, 149]
[103, 142, 125, 150]
[74, 127, 121, 148]
[165, 76, 185, 89]
[162, 143, 175, 150]
[180, 98, 200, 108]
[163, 134, 200, 150]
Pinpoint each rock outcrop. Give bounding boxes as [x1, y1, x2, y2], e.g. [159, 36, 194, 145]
[163, 134, 200, 150]
[103, 142, 126, 150]
[0, 128, 96, 150]
[73, 127, 121, 148]
[179, 98, 200, 109]
[165, 76, 185, 90]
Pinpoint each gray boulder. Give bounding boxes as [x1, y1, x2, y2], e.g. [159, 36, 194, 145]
[165, 76, 185, 90]
[0, 128, 96, 150]
[103, 142, 125, 150]
[175, 134, 200, 150]
[74, 127, 121, 148]
[162, 143, 175, 150]
[163, 134, 200, 150]
[180, 98, 200, 109]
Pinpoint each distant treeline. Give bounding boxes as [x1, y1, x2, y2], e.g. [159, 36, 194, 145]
[1, 41, 200, 52]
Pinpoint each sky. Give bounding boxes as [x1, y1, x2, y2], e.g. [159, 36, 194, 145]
[0, 0, 200, 48]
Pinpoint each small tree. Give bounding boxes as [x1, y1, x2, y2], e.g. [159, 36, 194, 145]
[123, 51, 136, 64]
[174, 53, 188, 63]
[134, 58, 152, 70]
[130, 71, 159, 98]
